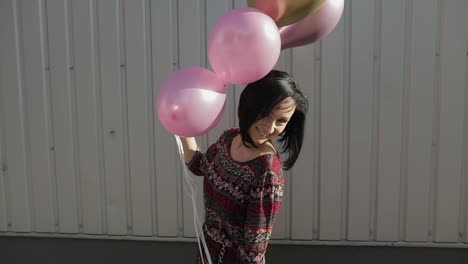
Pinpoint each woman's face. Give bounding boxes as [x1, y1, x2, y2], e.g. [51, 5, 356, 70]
[248, 97, 296, 145]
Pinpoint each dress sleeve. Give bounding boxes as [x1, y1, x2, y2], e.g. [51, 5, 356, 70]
[240, 169, 284, 263]
[186, 142, 218, 176]
[186, 129, 233, 176]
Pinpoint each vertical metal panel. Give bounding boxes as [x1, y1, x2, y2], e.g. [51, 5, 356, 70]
[464, 8, 468, 244]
[71, 0, 104, 234]
[404, 0, 438, 242]
[46, 0, 80, 233]
[0, 66, 7, 231]
[177, 0, 204, 238]
[368, 1, 381, 241]
[1, 0, 32, 232]
[290, 44, 316, 240]
[119, 0, 132, 237]
[347, 0, 375, 241]
[318, 7, 346, 241]
[123, 0, 153, 236]
[434, 0, 467, 242]
[97, 0, 128, 235]
[151, 0, 178, 237]
[464, 34, 468, 244]
[376, 0, 405, 242]
[312, 44, 322, 242]
[233, 1, 247, 12]
[0, 116, 6, 231]
[341, 0, 352, 240]
[20, 0, 56, 233]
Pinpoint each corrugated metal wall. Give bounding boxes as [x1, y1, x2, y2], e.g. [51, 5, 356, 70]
[1, 0, 467, 246]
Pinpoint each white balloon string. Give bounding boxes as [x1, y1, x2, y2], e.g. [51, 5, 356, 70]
[174, 135, 212, 264]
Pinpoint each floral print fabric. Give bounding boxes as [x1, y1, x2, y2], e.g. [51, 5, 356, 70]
[188, 128, 284, 264]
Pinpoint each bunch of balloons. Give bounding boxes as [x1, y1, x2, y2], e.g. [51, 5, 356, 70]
[157, 0, 344, 137]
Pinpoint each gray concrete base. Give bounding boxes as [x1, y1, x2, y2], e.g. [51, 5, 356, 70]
[1, 236, 468, 264]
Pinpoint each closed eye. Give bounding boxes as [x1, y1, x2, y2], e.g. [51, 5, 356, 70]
[277, 119, 288, 124]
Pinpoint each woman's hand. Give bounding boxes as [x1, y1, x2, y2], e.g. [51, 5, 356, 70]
[179, 137, 198, 164]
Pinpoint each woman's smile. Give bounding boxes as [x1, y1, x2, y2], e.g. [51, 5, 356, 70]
[256, 127, 269, 138]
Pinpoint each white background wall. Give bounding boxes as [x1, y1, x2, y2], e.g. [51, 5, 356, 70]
[1, 0, 467, 246]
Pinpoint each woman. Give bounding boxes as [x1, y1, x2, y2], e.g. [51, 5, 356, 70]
[180, 70, 308, 263]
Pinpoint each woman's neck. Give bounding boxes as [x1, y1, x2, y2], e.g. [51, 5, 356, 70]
[230, 135, 275, 163]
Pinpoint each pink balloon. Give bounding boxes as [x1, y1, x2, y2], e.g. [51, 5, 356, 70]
[208, 7, 281, 84]
[279, 0, 344, 49]
[156, 67, 227, 137]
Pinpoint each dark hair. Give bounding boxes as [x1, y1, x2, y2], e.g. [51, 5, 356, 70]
[238, 70, 308, 170]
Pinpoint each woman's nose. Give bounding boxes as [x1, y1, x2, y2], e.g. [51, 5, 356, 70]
[263, 121, 275, 133]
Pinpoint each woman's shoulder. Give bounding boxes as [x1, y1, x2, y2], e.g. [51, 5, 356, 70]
[257, 142, 281, 170]
[265, 153, 282, 176]
[250, 154, 283, 188]
[247, 152, 282, 180]
[225, 127, 240, 138]
[217, 128, 240, 143]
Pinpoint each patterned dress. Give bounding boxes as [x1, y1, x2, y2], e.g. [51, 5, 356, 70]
[187, 128, 284, 264]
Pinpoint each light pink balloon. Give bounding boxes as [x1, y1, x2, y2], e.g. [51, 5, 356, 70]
[156, 67, 227, 137]
[208, 7, 281, 84]
[279, 0, 344, 50]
